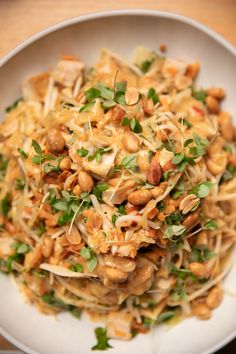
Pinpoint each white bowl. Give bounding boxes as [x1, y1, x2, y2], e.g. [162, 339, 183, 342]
[0, 9, 236, 354]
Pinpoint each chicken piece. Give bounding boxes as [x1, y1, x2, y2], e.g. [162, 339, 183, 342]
[83, 146, 117, 179]
[103, 180, 136, 204]
[53, 59, 84, 87]
[107, 311, 133, 340]
[22, 72, 49, 102]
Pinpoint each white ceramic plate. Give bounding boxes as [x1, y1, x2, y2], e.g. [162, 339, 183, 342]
[0, 9, 236, 354]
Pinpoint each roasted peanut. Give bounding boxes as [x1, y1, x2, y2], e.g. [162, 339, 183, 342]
[189, 262, 206, 277]
[182, 211, 199, 228]
[104, 255, 136, 272]
[78, 170, 94, 192]
[185, 62, 200, 79]
[59, 157, 71, 171]
[111, 105, 126, 122]
[207, 136, 224, 155]
[147, 159, 162, 185]
[165, 204, 175, 214]
[42, 236, 54, 258]
[73, 184, 82, 197]
[125, 88, 139, 105]
[179, 194, 200, 215]
[206, 96, 220, 114]
[205, 87, 225, 100]
[196, 231, 208, 246]
[142, 96, 154, 115]
[218, 111, 234, 141]
[122, 132, 139, 153]
[206, 286, 223, 309]
[128, 188, 152, 205]
[151, 186, 163, 198]
[65, 225, 81, 245]
[137, 154, 149, 172]
[103, 265, 128, 283]
[206, 152, 227, 175]
[193, 303, 211, 320]
[47, 129, 65, 152]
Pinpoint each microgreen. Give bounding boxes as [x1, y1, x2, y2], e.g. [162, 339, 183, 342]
[42, 291, 68, 309]
[70, 263, 84, 273]
[147, 87, 159, 104]
[77, 147, 89, 157]
[5, 98, 22, 113]
[0, 154, 8, 181]
[119, 154, 137, 172]
[17, 148, 28, 159]
[203, 219, 217, 230]
[32, 140, 54, 165]
[191, 181, 214, 198]
[79, 102, 95, 112]
[80, 247, 97, 272]
[163, 225, 186, 240]
[16, 178, 25, 190]
[1, 194, 11, 217]
[165, 212, 183, 226]
[121, 117, 142, 133]
[141, 60, 153, 73]
[178, 118, 193, 129]
[190, 245, 215, 263]
[88, 147, 112, 163]
[92, 182, 109, 201]
[92, 327, 112, 351]
[192, 89, 206, 104]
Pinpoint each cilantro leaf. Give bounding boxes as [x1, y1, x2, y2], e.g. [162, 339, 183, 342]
[5, 98, 22, 113]
[70, 263, 84, 272]
[85, 87, 100, 101]
[130, 118, 142, 133]
[32, 140, 42, 155]
[92, 183, 109, 201]
[191, 181, 213, 198]
[164, 225, 186, 240]
[204, 219, 217, 230]
[16, 178, 25, 190]
[193, 90, 206, 103]
[147, 87, 159, 104]
[92, 327, 112, 351]
[77, 147, 89, 157]
[18, 148, 28, 159]
[141, 60, 153, 73]
[1, 194, 11, 217]
[120, 154, 137, 172]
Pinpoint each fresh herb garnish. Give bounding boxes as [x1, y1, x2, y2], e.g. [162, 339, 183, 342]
[190, 245, 215, 263]
[88, 147, 112, 163]
[42, 291, 68, 309]
[92, 182, 109, 201]
[1, 194, 11, 217]
[191, 181, 213, 198]
[80, 247, 97, 272]
[70, 263, 84, 272]
[77, 147, 89, 157]
[147, 87, 159, 104]
[5, 98, 22, 113]
[32, 140, 53, 165]
[192, 90, 206, 104]
[0, 154, 8, 181]
[204, 219, 217, 230]
[121, 117, 142, 133]
[178, 118, 193, 129]
[164, 225, 186, 240]
[141, 60, 153, 73]
[166, 212, 183, 226]
[85, 87, 101, 101]
[92, 327, 112, 351]
[120, 154, 137, 172]
[17, 148, 28, 159]
[16, 178, 25, 190]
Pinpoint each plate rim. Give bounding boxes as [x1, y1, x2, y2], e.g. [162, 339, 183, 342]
[0, 8, 236, 354]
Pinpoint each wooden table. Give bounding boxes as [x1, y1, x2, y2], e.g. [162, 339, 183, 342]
[0, 0, 236, 352]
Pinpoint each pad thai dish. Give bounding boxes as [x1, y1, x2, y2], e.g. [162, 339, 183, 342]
[0, 47, 236, 350]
